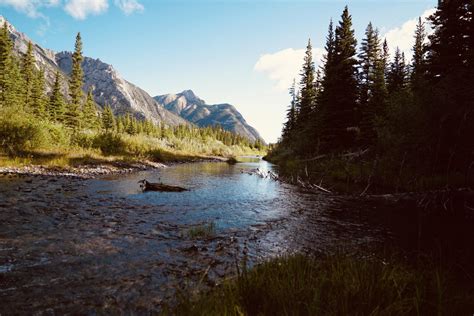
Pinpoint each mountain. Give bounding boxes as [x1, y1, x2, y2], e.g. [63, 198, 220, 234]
[154, 90, 263, 142]
[1, 15, 187, 126]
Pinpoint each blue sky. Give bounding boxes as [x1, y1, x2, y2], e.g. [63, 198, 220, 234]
[0, 0, 437, 142]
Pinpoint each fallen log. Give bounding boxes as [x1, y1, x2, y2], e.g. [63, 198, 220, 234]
[138, 179, 187, 192]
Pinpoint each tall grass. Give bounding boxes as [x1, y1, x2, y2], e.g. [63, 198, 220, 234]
[167, 254, 474, 315]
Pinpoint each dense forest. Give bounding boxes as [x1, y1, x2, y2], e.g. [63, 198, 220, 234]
[268, 0, 473, 192]
[0, 26, 264, 161]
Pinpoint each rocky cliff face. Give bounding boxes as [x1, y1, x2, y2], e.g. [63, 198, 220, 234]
[155, 90, 263, 142]
[1, 15, 186, 126]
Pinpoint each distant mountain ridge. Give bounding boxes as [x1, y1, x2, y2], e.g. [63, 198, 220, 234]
[154, 90, 263, 142]
[1, 15, 263, 141]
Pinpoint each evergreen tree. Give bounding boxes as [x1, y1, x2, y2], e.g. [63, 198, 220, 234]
[282, 79, 297, 140]
[66, 32, 84, 129]
[49, 71, 66, 121]
[359, 28, 388, 146]
[82, 89, 98, 129]
[295, 39, 317, 149]
[0, 22, 12, 107]
[31, 68, 47, 119]
[387, 47, 407, 94]
[321, 6, 359, 151]
[0, 22, 22, 108]
[101, 104, 115, 132]
[411, 17, 426, 87]
[425, 0, 473, 170]
[21, 41, 35, 109]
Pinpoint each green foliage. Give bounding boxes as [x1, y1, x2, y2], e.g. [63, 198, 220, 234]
[49, 71, 66, 121]
[66, 32, 84, 130]
[101, 104, 115, 132]
[0, 108, 46, 154]
[92, 132, 125, 155]
[274, 3, 474, 192]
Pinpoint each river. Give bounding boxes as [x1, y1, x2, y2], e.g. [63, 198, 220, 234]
[0, 158, 441, 314]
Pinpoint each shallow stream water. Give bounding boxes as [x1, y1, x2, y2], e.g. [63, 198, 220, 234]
[0, 159, 394, 314]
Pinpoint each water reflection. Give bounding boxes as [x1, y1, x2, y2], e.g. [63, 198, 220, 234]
[0, 158, 388, 314]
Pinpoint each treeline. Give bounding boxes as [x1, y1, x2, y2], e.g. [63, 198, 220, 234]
[0, 22, 262, 155]
[273, 1, 473, 190]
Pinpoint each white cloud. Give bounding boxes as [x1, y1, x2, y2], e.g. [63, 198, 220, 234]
[114, 0, 143, 15]
[0, 0, 60, 18]
[64, 0, 108, 20]
[254, 47, 324, 91]
[383, 8, 435, 61]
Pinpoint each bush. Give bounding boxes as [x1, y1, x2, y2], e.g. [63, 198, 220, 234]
[0, 108, 46, 154]
[71, 131, 95, 149]
[92, 133, 126, 155]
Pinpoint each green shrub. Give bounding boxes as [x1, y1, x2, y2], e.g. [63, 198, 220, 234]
[71, 131, 95, 149]
[93, 133, 126, 155]
[0, 108, 45, 154]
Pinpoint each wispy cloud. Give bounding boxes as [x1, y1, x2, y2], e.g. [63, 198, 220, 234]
[0, 0, 59, 18]
[114, 0, 143, 15]
[64, 0, 108, 20]
[382, 8, 435, 61]
[254, 47, 324, 91]
[0, 0, 145, 21]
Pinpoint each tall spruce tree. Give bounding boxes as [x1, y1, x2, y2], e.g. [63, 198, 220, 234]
[66, 32, 84, 129]
[0, 22, 19, 108]
[21, 41, 35, 109]
[102, 104, 115, 132]
[282, 79, 297, 141]
[322, 6, 358, 151]
[425, 0, 473, 170]
[83, 89, 98, 129]
[31, 68, 47, 119]
[0, 22, 11, 107]
[359, 27, 388, 146]
[411, 17, 426, 88]
[387, 47, 407, 94]
[295, 39, 317, 145]
[49, 71, 66, 121]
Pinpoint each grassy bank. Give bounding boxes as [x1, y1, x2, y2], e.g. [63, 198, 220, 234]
[0, 108, 265, 169]
[167, 253, 474, 315]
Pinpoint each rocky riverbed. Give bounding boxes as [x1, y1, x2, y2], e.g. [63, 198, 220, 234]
[0, 161, 168, 179]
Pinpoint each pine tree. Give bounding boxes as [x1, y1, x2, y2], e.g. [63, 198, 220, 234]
[425, 0, 473, 170]
[321, 6, 359, 151]
[387, 47, 407, 94]
[101, 104, 115, 132]
[0, 22, 12, 107]
[295, 39, 317, 144]
[49, 71, 66, 121]
[359, 22, 378, 107]
[0, 22, 22, 108]
[82, 89, 98, 129]
[66, 32, 84, 129]
[359, 27, 388, 146]
[411, 17, 426, 88]
[282, 79, 297, 140]
[21, 41, 36, 109]
[31, 68, 47, 119]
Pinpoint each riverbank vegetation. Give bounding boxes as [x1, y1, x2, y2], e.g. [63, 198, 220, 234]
[0, 25, 265, 168]
[168, 253, 474, 315]
[266, 1, 473, 194]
